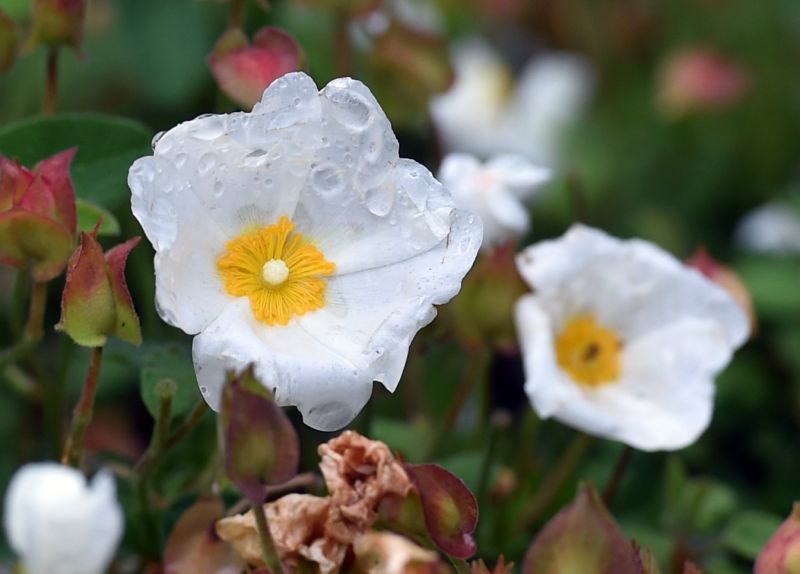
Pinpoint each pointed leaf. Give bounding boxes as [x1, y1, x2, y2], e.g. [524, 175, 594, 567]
[35, 147, 77, 234]
[404, 463, 478, 559]
[104, 236, 141, 345]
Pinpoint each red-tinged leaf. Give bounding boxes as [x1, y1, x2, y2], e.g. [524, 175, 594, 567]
[404, 463, 478, 559]
[221, 369, 300, 502]
[755, 502, 800, 574]
[0, 210, 74, 280]
[35, 147, 77, 234]
[0, 156, 32, 210]
[57, 231, 115, 346]
[252, 27, 306, 71]
[164, 498, 244, 574]
[104, 236, 141, 345]
[523, 483, 642, 574]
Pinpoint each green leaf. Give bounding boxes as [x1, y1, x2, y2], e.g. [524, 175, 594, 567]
[723, 510, 784, 560]
[0, 113, 151, 210]
[76, 198, 121, 236]
[140, 343, 201, 420]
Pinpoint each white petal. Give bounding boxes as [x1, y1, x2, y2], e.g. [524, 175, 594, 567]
[484, 188, 530, 238]
[299, 209, 482, 392]
[735, 201, 800, 254]
[130, 72, 324, 334]
[515, 224, 749, 348]
[486, 154, 551, 197]
[438, 153, 482, 186]
[194, 299, 374, 432]
[3, 464, 123, 574]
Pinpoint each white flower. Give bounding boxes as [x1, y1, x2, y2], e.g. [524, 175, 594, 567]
[3, 463, 124, 574]
[438, 153, 550, 250]
[514, 225, 749, 451]
[735, 201, 800, 254]
[129, 72, 482, 431]
[429, 39, 593, 165]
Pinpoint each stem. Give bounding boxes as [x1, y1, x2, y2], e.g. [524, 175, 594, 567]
[602, 446, 633, 508]
[134, 391, 172, 477]
[514, 433, 594, 530]
[229, 0, 245, 28]
[62, 346, 104, 466]
[443, 349, 491, 433]
[566, 170, 589, 223]
[448, 557, 472, 574]
[44, 48, 59, 115]
[135, 400, 209, 477]
[252, 501, 284, 574]
[0, 282, 48, 372]
[333, 11, 354, 77]
[24, 281, 47, 342]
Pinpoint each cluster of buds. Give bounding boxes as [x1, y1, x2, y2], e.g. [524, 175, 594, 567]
[0, 148, 141, 347]
[0, 149, 78, 281]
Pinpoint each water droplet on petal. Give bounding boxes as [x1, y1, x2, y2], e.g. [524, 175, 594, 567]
[311, 164, 345, 195]
[174, 153, 187, 169]
[151, 131, 166, 151]
[198, 153, 217, 176]
[190, 117, 226, 141]
[213, 180, 224, 197]
[364, 183, 395, 217]
[324, 87, 373, 132]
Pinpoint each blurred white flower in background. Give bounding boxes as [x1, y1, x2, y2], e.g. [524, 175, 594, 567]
[129, 72, 482, 432]
[430, 39, 593, 165]
[4, 463, 124, 574]
[514, 226, 749, 451]
[438, 153, 550, 250]
[735, 201, 800, 254]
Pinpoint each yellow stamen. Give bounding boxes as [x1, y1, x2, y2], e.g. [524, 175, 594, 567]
[217, 216, 335, 326]
[555, 315, 622, 387]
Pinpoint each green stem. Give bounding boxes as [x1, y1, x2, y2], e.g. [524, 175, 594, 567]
[229, 0, 246, 28]
[333, 11, 354, 77]
[252, 501, 284, 574]
[62, 346, 104, 466]
[44, 47, 59, 115]
[449, 557, 472, 574]
[602, 446, 633, 508]
[514, 433, 594, 530]
[135, 400, 209, 477]
[135, 390, 173, 476]
[0, 282, 48, 372]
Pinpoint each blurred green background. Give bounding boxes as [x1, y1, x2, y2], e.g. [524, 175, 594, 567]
[1, 0, 800, 572]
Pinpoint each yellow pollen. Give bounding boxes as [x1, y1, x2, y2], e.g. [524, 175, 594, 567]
[217, 216, 335, 326]
[555, 315, 622, 387]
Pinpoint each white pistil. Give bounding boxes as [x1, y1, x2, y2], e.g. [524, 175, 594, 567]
[262, 259, 290, 286]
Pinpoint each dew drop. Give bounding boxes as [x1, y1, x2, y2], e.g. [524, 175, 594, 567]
[364, 183, 394, 217]
[174, 153, 187, 169]
[198, 153, 217, 176]
[151, 131, 166, 151]
[190, 117, 226, 141]
[213, 180, 224, 197]
[311, 164, 345, 195]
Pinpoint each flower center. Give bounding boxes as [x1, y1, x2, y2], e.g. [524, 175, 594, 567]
[555, 315, 622, 387]
[217, 216, 335, 326]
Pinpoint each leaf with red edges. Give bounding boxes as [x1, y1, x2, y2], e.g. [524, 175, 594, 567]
[404, 463, 478, 559]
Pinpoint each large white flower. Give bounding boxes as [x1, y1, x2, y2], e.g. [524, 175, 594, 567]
[129, 72, 482, 431]
[429, 39, 593, 165]
[3, 463, 124, 574]
[438, 153, 550, 250]
[514, 225, 749, 451]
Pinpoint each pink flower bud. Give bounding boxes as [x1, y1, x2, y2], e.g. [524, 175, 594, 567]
[57, 233, 141, 346]
[657, 48, 749, 117]
[209, 27, 306, 110]
[220, 368, 300, 503]
[27, 0, 86, 52]
[756, 503, 800, 574]
[0, 149, 78, 281]
[523, 484, 643, 574]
